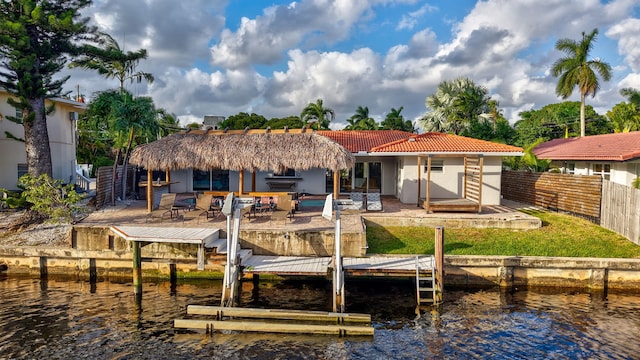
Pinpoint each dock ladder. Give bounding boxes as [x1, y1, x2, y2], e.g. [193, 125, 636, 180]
[415, 256, 436, 305]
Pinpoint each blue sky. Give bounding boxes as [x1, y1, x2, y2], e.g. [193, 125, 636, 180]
[66, 0, 640, 130]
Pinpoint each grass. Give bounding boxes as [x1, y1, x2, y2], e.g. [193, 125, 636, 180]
[367, 210, 640, 258]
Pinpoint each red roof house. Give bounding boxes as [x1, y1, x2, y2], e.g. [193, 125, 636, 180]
[533, 132, 640, 186]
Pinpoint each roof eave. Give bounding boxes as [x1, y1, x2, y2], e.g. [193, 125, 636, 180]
[370, 151, 524, 157]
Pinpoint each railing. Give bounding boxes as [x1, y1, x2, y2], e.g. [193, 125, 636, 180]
[75, 171, 93, 193]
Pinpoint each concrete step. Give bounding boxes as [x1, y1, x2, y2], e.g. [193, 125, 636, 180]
[205, 237, 226, 253]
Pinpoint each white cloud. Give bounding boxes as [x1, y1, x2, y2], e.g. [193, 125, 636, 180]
[396, 4, 437, 31]
[607, 18, 640, 72]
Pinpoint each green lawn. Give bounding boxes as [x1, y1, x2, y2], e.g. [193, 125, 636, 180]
[367, 210, 640, 258]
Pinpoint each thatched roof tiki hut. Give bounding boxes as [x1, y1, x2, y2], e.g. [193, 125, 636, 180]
[129, 129, 355, 212]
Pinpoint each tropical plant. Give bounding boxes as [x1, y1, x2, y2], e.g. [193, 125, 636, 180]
[380, 107, 415, 132]
[606, 102, 639, 133]
[0, 0, 97, 177]
[551, 28, 612, 137]
[419, 77, 492, 135]
[345, 106, 378, 130]
[82, 90, 158, 204]
[70, 33, 154, 92]
[220, 112, 268, 129]
[633, 177, 640, 190]
[300, 99, 335, 130]
[11, 174, 84, 223]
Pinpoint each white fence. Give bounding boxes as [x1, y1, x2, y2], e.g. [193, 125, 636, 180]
[600, 180, 640, 245]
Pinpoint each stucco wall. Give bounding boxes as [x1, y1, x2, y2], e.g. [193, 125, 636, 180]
[397, 155, 503, 205]
[0, 92, 84, 189]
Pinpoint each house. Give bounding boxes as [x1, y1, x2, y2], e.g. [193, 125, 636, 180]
[161, 130, 523, 208]
[533, 132, 640, 187]
[0, 90, 86, 190]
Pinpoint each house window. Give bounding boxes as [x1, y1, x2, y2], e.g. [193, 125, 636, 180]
[15, 108, 22, 120]
[424, 160, 444, 173]
[273, 168, 296, 177]
[566, 163, 575, 174]
[17, 164, 28, 180]
[593, 164, 610, 180]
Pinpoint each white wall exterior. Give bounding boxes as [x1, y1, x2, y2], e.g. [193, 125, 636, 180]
[397, 155, 503, 205]
[554, 160, 640, 187]
[0, 92, 84, 190]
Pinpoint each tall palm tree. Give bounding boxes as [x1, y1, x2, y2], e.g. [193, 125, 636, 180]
[552, 28, 612, 137]
[300, 99, 335, 130]
[71, 33, 154, 92]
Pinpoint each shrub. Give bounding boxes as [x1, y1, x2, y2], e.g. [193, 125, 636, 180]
[16, 174, 85, 223]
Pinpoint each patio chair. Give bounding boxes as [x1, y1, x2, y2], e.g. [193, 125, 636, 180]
[182, 194, 213, 223]
[346, 192, 364, 211]
[146, 193, 176, 222]
[366, 192, 383, 211]
[270, 194, 293, 224]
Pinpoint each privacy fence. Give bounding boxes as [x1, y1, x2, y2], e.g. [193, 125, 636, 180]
[501, 171, 640, 245]
[95, 165, 135, 208]
[600, 181, 640, 245]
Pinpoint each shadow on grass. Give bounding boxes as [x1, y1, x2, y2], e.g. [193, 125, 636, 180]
[519, 209, 551, 227]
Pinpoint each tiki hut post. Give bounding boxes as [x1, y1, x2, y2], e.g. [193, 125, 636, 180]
[333, 170, 339, 199]
[147, 168, 153, 212]
[165, 169, 171, 192]
[239, 170, 245, 195]
[251, 171, 256, 192]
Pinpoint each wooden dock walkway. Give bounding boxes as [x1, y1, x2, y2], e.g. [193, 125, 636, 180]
[241, 253, 434, 278]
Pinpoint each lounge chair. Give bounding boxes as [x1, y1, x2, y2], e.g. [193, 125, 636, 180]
[270, 194, 293, 224]
[146, 193, 176, 222]
[366, 192, 383, 211]
[182, 194, 213, 223]
[346, 192, 364, 211]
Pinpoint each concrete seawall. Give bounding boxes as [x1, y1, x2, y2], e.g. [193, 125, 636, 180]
[2, 246, 639, 290]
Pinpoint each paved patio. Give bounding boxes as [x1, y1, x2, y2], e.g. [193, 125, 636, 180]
[80, 196, 542, 232]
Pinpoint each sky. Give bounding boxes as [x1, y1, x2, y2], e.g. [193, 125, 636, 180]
[62, 0, 640, 130]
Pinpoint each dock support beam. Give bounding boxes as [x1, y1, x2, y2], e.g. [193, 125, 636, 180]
[434, 226, 444, 304]
[132, 241, 143, 297]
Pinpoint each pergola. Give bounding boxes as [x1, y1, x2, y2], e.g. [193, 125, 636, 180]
[129, 128, 355, 212]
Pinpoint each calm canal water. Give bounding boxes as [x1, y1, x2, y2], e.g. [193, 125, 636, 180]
[1, 275, 639, 359]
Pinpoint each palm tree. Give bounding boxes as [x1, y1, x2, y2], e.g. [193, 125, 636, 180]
[345, 106, 378, 130]
[552, 28, 612, 137]
[419, 77, 491, 134]
[71, 33, 154, 92]
[381, 107, 415, 132]
[300, 99, 335, 130]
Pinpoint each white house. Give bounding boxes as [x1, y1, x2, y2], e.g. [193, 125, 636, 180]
[163, 130, 523, 208]
[0, 90, 86, 190]
[533, 132, 640, 187]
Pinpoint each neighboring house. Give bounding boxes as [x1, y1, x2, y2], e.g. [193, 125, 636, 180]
[166, 130, 523, 207]
[0, 90, 86, 190]
[533, 132, 640, 187]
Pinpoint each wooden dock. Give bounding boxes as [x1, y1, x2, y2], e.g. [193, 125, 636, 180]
[174, 306, 374, 336]
[241, 254, 435, 278]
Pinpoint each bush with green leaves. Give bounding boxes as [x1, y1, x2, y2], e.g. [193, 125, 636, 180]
[14, 174, 85, 223]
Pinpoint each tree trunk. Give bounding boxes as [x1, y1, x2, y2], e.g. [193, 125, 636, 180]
[24, 98, 53, 177]
[580, 92, 586, 137]
[121, 127, 135, 200]
[111, 149, 121, 206]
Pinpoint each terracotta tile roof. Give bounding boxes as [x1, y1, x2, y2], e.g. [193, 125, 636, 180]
[369, 132, 523, 154]
[317, 130, 414, 152]
[533, 131, 640, 161]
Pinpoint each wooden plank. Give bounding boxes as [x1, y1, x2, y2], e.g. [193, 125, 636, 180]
[186, 306, 371, 322]
[174, 319, 374, 336]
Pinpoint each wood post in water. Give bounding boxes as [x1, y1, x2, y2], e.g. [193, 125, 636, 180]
[132, 241, 142, 296]
[434, 226, 444, 304]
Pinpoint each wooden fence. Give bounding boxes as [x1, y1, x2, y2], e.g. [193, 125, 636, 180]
[95, 165, 135, 208]
[501, 171, 602, 221]
[601, 180, 640, 245]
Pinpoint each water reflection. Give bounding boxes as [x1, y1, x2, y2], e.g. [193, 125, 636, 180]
[0, 275, 639, 359]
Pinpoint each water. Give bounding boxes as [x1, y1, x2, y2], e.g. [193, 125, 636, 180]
[1, 275, 640, 359]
